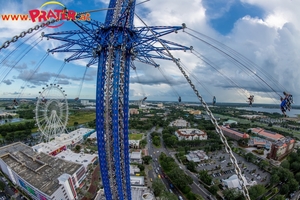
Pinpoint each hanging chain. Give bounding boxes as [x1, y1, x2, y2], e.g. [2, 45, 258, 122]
[0, 19, 60, 51]
[135, 13, 251, 200]
[176, 59, 250, 200]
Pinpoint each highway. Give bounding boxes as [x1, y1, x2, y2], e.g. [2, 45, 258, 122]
[146, 127, 215, 200]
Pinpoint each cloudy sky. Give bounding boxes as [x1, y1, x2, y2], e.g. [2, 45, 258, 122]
[0, 0, 299, 105]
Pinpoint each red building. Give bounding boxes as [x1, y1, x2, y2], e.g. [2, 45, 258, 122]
[220, 126, 249, 141]
[267, 137, 295, 160]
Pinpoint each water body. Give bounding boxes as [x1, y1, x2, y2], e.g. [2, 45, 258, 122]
[236, 107, 300, 118]
[0, 118, 23, 125]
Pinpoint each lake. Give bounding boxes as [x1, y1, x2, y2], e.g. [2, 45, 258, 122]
[0, 118, 23, 125]
[236, 107, 300, 117]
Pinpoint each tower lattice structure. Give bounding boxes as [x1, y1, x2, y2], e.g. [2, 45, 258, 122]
[43, 0, 191, 199]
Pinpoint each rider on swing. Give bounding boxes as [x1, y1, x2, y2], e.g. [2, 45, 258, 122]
[247, 95, 254, 106]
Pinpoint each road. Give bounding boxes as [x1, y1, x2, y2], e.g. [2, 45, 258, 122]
[147, 127, 215, 200]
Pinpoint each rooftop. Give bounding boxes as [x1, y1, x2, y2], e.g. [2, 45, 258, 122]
[130, 151, 142, 159]
[222, 174, 248, 189]
[220, 126, 249, 138]
[274, 137, 295, 147]
[57, 149, 97, 169]
[250, 128, 284, 141]
[177, 129, 206, 136]
[33, 128, 95, 154]
[131, 186, 153, 200]
[0, 142, 83, 196]
[170, 119, 189, 127]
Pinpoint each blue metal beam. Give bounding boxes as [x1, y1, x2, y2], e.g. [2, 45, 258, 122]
[42, 1, 191, 199]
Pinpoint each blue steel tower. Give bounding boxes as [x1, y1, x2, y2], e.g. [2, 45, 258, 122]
[43, 0, 191, 199]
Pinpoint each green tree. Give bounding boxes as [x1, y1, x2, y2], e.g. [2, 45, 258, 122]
[209, 185, 219, 195]
[270, 174, 280, 186]
[152, 178, 164, 196]
[198, 170, 212, 185]
[142, 155, 152, 165]
[248, 184, 266, 200]
[272, 187, 278, 194]
[258, 160, 269, 170]
[295, 172, 300, 183]
[291, 162, 300, 172]
[137, 164, 145, 171]
[186, 161, 197, 172]
[280, 160, 290, 169]
[280, 183, 289, 195]
[287, 178, 299, 193]
[194, 194, 204, 200]
[273, 195, 285, 200]
[223, 188, 243, 200]
[245, 152, 255, 162]
[160, 191, 177, 200]
[139, 139, 147, 148]
[167, 167, 193, 190]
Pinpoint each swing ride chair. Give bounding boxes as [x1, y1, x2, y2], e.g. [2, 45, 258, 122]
[1, 1, 294, 199]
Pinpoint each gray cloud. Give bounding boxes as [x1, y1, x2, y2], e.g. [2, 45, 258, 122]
[2, 79, 13, 85]
[56, 79, 71, 85]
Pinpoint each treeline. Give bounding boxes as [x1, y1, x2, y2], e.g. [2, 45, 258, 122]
[16, 109, 35, 119]
[159, 153, 201, 199]
[129, 115, 166, 130]
[0, 121, 35, 137]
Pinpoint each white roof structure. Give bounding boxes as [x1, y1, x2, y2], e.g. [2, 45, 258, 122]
[177, 129, 206, 136]
[54, 128, 95, 144]
[130, 151, 142, 160]
[130, 176, 145, 186]
[185, 150, 208, 162]
[33, 128, 95, 154]
[57, 149, 98, 169]
[130, 165, 140, 175]
[170, 119, 189, 127]
[131, 186, 154, 200]
[222, 174, 256, 189]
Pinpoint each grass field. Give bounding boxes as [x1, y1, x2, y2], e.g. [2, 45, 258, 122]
[67, 111, 95, 126]
[128, 133, 143, 140]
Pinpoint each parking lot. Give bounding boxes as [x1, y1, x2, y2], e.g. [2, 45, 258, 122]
[197, 150, 270, 185]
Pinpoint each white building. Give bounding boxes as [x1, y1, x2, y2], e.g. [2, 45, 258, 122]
[0, 143, 86, 200]
[175, 129, 207, 141]
[57, 149, 98, 170]
[222, 174, 256, 190]
[129, 140, 140, 148]
[32, 128, 95, 156]
[130, 176, 145, 186]
[130, 150, 142, 164]
[185, 150, 208, 162]
[130, 165, 141, 175]
[80, 100, 95, 106]
[169, 119, 189, 128]
[131, 186, 154, 200]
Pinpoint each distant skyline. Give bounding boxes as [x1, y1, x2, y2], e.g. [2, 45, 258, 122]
[0, 0, 300, 106]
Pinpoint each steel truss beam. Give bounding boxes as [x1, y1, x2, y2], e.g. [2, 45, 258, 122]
[43, 0, 190, 199]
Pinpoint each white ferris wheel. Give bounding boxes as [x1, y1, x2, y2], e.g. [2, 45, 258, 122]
[35, 84, 69, 142]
